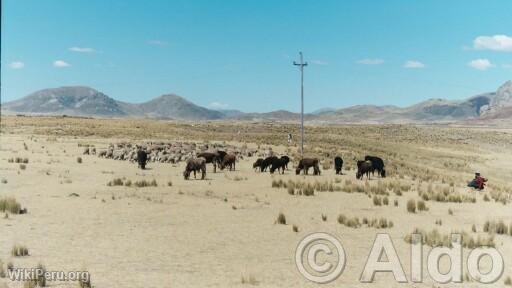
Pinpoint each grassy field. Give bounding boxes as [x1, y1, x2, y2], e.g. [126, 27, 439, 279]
[0, 115, 511, 287]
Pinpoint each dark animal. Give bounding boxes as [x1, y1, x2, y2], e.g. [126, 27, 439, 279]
[216, 150, 227, 164]
[295, 158, 321, 175]
[334, 156, 343, 175]
[183, 157, 206, 180]
[270, 158, 287, 174]
[220, 154, 236, 171]
[261, 156, 278, 172]
[364, 155, 386, 177]
[197, 152, 219, 173]
[356, 160, 372, 180]
[253, 158, 264, 171]
[280, 156, 290, 170]
[137, 149, 148, 169]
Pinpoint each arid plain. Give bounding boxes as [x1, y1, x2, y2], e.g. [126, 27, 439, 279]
[1, 115, 511, 288]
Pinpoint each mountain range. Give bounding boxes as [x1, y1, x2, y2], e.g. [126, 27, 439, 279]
[2, 81, 511, 125]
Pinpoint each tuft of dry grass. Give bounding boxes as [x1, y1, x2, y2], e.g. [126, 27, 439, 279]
[417, 200, 428, 211]
[107, 178, 124, 186]
[0, 197, 22, 214]
[405, 228, 495, 248]
[11, 244, 29, 257]
[134, 179, 158, 187]
[483, 220, 509, 235]
[276, 213, 286, 225]
[505, 276, 512, 286]
[78, 270, 92, 288]
[241, 273, 258, 285]
[406, 199, 416, 213]
[373, 196, 382, 206]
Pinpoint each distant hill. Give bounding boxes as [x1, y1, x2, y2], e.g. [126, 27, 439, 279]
[2, 81, 511, 124]
[1, 86, 126, 117]
[1, 87, 223, 120]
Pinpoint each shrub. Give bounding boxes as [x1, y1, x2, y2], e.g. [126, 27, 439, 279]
[321, 214, 327, 222]
[383, 196, 389, 205]
[448, 208, 453, 215]
[292, 225, 299, 232]
[407, 199, 416, 213]
[77, 157, 82, 163]
[19, 164, 27, 170]
[167, 181, 173, 187]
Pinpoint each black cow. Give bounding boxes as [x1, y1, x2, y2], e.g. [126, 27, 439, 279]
[270, 158, 287, 174]
[364, 155, 386, 177]
[261, 156, 278, 172]
[334, 156, 343, 175]
[137, 149, 148, 169]
[356, 160, 372, 180]
[253, 158, 264, 171]
[296, 158, 321, 175]
[280, 156, 290, 170]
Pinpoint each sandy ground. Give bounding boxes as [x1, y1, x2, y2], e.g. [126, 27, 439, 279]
[1, 123, 511, 288]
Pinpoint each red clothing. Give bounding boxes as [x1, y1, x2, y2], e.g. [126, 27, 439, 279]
[475, 176, 486, 190]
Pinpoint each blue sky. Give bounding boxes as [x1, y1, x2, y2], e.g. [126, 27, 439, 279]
[2, 0, 512, 112]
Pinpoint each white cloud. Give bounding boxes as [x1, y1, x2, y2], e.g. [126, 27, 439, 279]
[468, 59, 493, 71]
[357, 58, 384, 65]
[311, 60, 328, 65]
[209, 102, 229, 109]
[503, 64, 512, 69]
[69, 47, 96, 53]
[53, 60, 71, 68]
[474, 35, 512, 52]
[148, 40, 168, 46]
[403, 60, 425, 69]
[9, 61, 25, 69]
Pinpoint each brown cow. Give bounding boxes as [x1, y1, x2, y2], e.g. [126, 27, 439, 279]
[220, 154, 236, 171]
[356, 160, 372, 180]
[197, 152, 221, 173]
[295, 158, 321, 175]
[183, 157, 206, 180]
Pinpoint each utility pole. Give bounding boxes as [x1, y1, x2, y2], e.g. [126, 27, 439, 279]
[293, 52, 307, 159]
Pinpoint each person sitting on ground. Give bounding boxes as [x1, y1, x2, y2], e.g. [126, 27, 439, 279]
[468, 172, 487, 190]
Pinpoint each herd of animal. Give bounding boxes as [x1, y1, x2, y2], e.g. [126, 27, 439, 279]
[170, 151, 387, 181]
